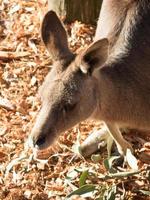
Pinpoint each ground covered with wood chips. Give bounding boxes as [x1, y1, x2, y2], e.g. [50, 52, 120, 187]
[0, 0, 150, 199]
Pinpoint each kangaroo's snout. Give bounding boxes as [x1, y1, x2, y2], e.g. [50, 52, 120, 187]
[30, 129, 47, 149]
[31, 129, 56, 150]
[34, 135, 46, 148]
[30, 120, 57, 150]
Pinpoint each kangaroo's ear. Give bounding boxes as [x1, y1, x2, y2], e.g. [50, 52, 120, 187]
[80, 38, 109, 74]
[41, 11, 73, 61]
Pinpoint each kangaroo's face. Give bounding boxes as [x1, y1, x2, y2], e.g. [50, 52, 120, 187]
[30, 11, 108, 150]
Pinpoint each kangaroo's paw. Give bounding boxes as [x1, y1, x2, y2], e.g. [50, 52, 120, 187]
[80, 126, 113, 157]
[105, 123, 133, 156]
[117, 140, 133, 156]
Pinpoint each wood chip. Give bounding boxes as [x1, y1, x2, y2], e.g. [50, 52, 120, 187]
[0, 97, 16, 111]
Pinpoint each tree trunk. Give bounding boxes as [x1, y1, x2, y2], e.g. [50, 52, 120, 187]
[48, 0, 102, 25]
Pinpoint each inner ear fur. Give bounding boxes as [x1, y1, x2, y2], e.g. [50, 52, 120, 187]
[41, 11, 73, 61]
[80, 38, 109, 74]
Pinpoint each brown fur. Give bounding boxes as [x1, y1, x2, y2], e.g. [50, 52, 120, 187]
[30, 1, 150, 155]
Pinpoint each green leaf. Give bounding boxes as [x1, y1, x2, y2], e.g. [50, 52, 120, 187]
[139, 190, 150, 196]
[79, 170, 89, 187]
[74, 167, 88, 173]
[104, 186, 116, 200]
[104, 159, 109, 170]
[103, 156, 119, 173]
[66, 184, 96, 198]
[107, 189, 116, 200]
[91, 154, 101, 163]
[99, 170, 140, 180]
[126, 149, 138, 170]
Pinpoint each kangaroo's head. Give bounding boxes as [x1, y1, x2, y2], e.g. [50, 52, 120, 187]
[30, 11, 108, 150]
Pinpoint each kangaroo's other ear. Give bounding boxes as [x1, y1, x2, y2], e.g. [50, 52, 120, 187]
[41, 11, 73, 61]
[80, 38, 109, 74]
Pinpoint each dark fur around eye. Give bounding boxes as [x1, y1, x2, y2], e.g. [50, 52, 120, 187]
[63, 102, 77, 112]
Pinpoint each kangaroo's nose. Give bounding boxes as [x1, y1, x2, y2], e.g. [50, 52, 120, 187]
[35, 135, 46, 147]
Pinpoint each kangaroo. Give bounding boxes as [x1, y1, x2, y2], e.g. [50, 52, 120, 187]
[30, 0, 150, 157]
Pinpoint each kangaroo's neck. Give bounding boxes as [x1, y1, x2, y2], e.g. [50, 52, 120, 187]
[95, 0, 150, 67]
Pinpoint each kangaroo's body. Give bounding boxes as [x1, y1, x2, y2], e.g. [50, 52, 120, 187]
[94, 0, 150, 129]
[30, 0, 150, 156]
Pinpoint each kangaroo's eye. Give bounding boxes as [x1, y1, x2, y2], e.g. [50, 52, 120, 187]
[63, 102, 77, 112]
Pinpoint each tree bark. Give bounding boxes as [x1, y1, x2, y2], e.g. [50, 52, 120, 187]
[48, 0, 102, 25]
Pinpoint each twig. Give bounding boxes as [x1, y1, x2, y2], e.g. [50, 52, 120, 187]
[0, 51, 30, 60]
